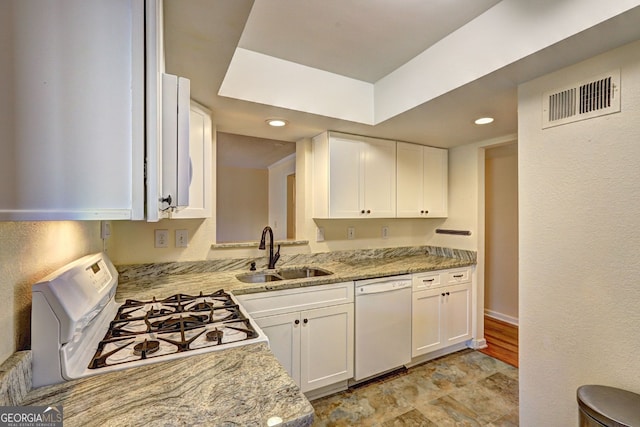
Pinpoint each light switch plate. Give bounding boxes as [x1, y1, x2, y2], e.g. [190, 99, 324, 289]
[382, 226, 389, 239]
[100, 221, 111, 240]
[316, 227, 325, 242]
[176, 229, 189, 248]
[155, 229, 169, 248]
[347, 227, 355, 240]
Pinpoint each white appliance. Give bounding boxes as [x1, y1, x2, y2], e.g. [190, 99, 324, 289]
[31, 253, 267, 388]
[354, 275, 412, 381]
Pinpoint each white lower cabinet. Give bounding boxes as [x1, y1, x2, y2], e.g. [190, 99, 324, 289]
[253, 312, 301, 385]
[237, 282, 354, 393]
[411, 269, 472, 357]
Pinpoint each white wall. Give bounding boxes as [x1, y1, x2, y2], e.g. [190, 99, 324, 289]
[0, 221, 102, 363]
[0, 2, 15, 204]
[518, 40, 640, 426]
[485, 144, 519, 324]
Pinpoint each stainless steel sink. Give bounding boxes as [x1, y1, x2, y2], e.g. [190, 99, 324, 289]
[235, 267, 332, 283]
[276, 267, 332, 280]
[235, 272, 282, 283]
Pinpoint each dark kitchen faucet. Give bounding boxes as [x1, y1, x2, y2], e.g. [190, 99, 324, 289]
[259, 226, 280, 269]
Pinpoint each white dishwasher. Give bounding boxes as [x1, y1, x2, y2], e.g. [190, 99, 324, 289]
[354, 274, 412, 381]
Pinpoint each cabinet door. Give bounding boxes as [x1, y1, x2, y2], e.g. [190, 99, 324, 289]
[329, 137, 362, 218]
[422, 146, 448, 217]
[362, 138, 396, 217]
[412, 289, 444, 357]
[254, 313, 301, 387]
[300, 303, 354, 392]
[171, 101, 212, 219]
[1, 0, 144, 220]
[443, 284, 472, 345]
[396, 142, 424, 217]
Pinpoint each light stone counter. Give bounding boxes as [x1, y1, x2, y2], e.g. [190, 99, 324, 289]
[14, 246, 475, 427]
[21, 343, 313, 427]
[115, 246, 476, 301]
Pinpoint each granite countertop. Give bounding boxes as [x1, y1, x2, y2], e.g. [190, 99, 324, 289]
[21, 343, 313, 427]
[115, 252, 476, 301]
[16, 247, 475, 427]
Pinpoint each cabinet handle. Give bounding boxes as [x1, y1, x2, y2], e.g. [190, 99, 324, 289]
[294, 319, 300, 325]
[425, 210, 429, 214]
[361, 210, 365, 214]
[453, 274, 463, 278]
[303, 318, 308, 324]
[423, 279, 434, 282]
[441, 293, 445, 297]
[366, 210, 371, 214]
[420, 210, 424, 214]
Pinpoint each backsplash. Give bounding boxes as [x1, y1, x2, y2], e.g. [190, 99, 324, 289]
[116, 245, 476, 283]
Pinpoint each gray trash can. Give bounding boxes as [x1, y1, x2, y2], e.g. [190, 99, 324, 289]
[577, 385, 640, 426]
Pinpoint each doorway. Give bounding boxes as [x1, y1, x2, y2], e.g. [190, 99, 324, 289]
[481, 142, 519, 366]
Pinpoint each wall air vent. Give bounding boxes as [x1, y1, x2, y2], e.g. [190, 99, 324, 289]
[542, 69, 620, 129]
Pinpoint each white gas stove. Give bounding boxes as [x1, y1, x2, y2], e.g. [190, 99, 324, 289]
[31, 253, 267, 388]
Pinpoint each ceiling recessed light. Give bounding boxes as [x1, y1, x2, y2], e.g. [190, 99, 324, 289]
[475, 117, 494, 125]
[266, 118, 288, 127]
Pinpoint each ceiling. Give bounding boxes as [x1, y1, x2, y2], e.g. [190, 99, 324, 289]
[163, 0, 640, 150]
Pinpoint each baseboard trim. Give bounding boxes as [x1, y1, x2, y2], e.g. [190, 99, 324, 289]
[485, 309, 519, 326]
[304, 380, 348, 401]
[405, 342, 469, 368]
[469, 338, 487, 350]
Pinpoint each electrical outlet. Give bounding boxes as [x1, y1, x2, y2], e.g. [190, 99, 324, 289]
[316, 227, 325, 242]
[347, 227, 355, 240]
[382, 226, 389, 239]
[176, 229, 189, 248]
[154, 229, 169, 248]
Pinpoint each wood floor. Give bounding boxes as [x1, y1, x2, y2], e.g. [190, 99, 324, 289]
[479, 316, 519, 367]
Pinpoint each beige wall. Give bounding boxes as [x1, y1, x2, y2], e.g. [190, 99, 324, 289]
[484, 143, 518, 324]
[217, 166, 268, 243]
[268, 154, 295, 241]
[0, 221, 102, 363]
[518, 40, 640, 425]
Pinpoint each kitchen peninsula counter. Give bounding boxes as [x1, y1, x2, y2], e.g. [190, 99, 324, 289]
[22, 342, 313, 427]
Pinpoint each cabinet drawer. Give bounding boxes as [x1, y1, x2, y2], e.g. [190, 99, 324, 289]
[235, 281, 354, 318]
[412, 272, 442, 291]
[446, 268, 471, 284]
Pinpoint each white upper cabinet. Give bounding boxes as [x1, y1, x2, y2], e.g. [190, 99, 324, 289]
[169, 101, 213, 219]
[396, 142, 448, 218]
[313, 132, 396, 218]
[0, 0, 145, 220]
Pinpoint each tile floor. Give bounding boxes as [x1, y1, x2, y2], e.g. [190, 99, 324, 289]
[311, 349, 519, 426]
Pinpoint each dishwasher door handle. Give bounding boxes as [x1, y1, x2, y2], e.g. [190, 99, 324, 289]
[356, 281, 411, 295]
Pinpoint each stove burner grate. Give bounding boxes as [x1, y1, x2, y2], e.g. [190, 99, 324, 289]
[88, 290, 260, 370]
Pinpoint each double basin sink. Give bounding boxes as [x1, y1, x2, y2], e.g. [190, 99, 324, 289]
[236, 267, 332, 283]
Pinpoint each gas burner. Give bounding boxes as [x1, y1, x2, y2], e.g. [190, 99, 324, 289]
[206, 329, 223, 342]
[133, 339, 160, 357]
[88, 290, 263, 371]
